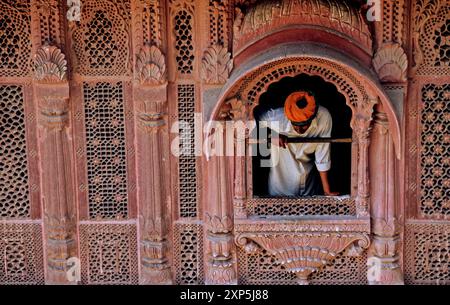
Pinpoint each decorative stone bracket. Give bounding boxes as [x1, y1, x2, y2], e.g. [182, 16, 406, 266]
[236, 232, 370, 285]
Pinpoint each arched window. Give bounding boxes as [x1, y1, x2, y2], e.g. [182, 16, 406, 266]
[251, 74, 353, 199]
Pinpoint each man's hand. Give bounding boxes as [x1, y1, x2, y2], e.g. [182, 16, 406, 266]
[324, 191, 340, 196]
[272, 133, 288, 148]
[319, 170, 339, 196]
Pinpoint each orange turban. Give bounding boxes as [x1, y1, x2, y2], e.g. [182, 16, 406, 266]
[284, 91, 317, 126]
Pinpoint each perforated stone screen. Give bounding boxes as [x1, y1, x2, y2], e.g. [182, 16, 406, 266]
[0, 85, 30, 219]
[83, 82, 129, 220]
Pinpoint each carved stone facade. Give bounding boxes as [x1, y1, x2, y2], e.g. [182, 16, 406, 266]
[0, 0, 449, 285]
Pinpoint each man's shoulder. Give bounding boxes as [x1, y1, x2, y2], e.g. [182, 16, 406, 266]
[315, 106, 332, 135]
[317, 105, 331, 117]
[317, 106, 332, 122]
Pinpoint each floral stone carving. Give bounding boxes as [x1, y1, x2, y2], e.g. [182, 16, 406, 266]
[372, 43, 407, 83]
[236, 232, 370, 285]
[34, 44, 67, 83]
[201, 44, 233, 85]
[136, 45, 167, 85]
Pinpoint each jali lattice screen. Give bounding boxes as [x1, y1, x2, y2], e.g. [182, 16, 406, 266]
[419, 83, 449, 219]
[0, 85, 30, 219]
[177, 84, 197, 218]
[83, 82, 129, 219]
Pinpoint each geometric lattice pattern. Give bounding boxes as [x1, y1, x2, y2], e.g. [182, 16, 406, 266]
[405, 222, 450, 285]
[237, 247, 367, 285]
[0, 222, 44, 285]
[0, 0, 31, 77]
[247, 197, 355, 217]
[80, 223, 138, 284]
[434, 19, 450, 67]
[177, 84, 197, 218]
[243, 58, 363, 109]
[174, 9, 194, 74]
[83, 82, 128, 220]
[72, 0, 130, 76]
[419, 83, 450, 219]
[174, 223, 204, 284]
[416, 0, 450, 75]
[208, 0, 228, 46]
[0, 85, 30, 219]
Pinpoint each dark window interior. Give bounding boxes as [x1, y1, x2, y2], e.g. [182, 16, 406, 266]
[252, 74, 352, 197]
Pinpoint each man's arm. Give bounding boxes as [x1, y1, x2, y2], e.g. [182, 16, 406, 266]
[319, 171, 339, 196]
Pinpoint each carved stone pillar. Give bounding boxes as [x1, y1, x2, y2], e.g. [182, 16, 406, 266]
[134, 85, 172, 284]
[368, 109, 404, 285]
[233, 120, 248, 219]
[34, 45, 77, 284]
[204, 125, 237, 285]
[353, 99, 377, 217]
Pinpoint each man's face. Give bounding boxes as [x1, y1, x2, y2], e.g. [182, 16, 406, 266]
[292, 122, 311, 135]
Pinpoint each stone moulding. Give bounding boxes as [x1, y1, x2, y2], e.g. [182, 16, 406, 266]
[236, 231, 370, 285]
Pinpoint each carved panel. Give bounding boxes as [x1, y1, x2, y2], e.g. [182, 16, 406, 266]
[33, 0, 65, 47]
[208, 0, 230, 47]
[170, 0, 195, 74]
[405, 222, 450, 285]
[0, 223, 44, 284]
[233, 0, 372, 55]
[177, 84, 198, 218]
[413, 0, 450, 75]
[71, 0, 131, 76]
[0, 85, 30, 219]
[236, 232, 370, 284]
[83, 82, 129, 220]
[173, 223, 204, 284]
[380, 0, 405, 45]
[80, 223, 138, 284]
[0, 0, 31, 77]
[237, 247, 367, 285]
[419, 83, 449, 219]
[134, 0, 163, 48]
[246, 197, 355, 217]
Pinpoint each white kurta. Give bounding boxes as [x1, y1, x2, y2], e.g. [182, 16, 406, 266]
[259, 106, 332, 196]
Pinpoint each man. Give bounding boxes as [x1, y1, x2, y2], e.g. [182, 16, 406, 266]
[258, 91, 339, 197]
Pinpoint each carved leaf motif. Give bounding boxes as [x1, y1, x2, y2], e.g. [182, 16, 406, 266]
[201, 44, 233, 85]
[136, 45, 167, 85]
[372, 43, 408, 82]
[205, 213, 233, 233]
[34, 45, 67, 82]
[236, 232, 370, 284]
[139, 215, 165, 241]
